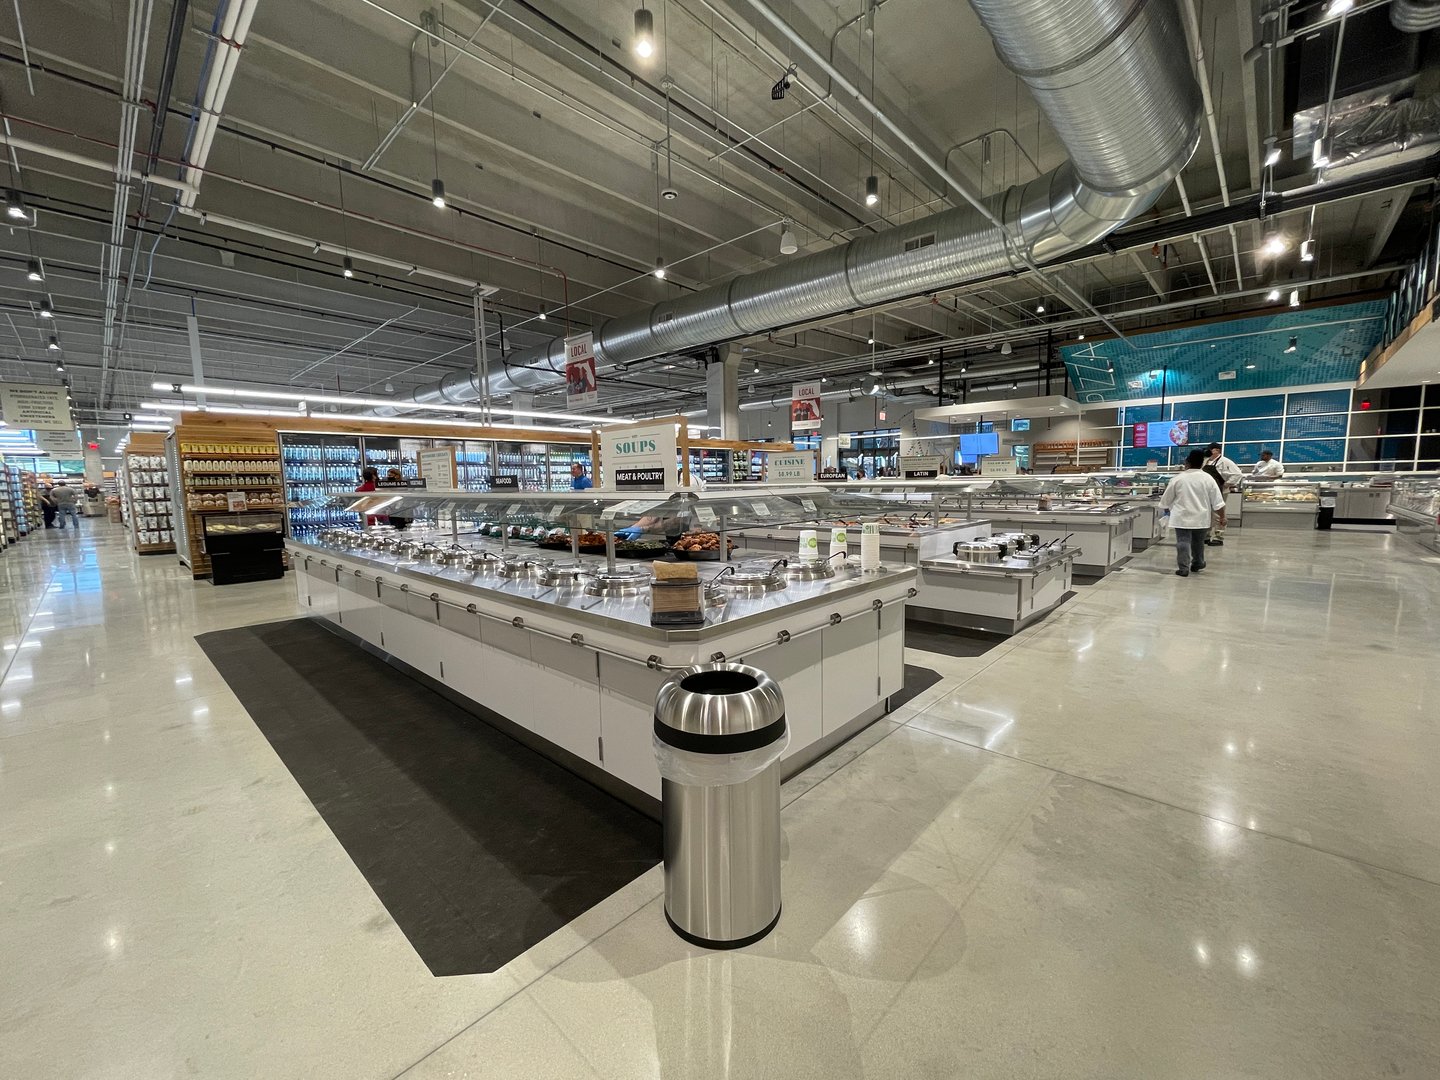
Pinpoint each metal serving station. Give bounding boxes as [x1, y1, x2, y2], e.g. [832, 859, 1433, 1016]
[287, 489, 916, 816]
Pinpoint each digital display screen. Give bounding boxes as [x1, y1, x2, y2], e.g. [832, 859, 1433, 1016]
[959, 432, 1000, 457]
[1011, 418, 1031, 431]
[1133, 420, 1189, 448]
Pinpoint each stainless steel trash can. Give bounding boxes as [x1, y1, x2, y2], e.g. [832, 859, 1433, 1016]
[653, 663, 788, 948]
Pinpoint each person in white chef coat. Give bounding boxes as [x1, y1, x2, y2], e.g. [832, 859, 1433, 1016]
[1251, 449, 1284, 480]
[1160, 449, 1226, 577]
[1204, 442, 1242, 546]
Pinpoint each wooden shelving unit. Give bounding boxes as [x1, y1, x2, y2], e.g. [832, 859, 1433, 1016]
[1032, 439, 1114, 473]
[170, 425, 283, 579]
[122, 434, 176, 555]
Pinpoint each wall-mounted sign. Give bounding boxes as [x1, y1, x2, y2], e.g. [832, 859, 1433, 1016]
[491, 475, 519, 490]
[565, 332, 598, 409]
[767, 451, 815, 485]
[416, 447, 458, 491]
[34, 429, 83, 457]
[837, 433, 853, 450]
[790, 381, 822, 432]
[901, 454, 944, 479]
[1218, 370, 1237, 381]
[599, 420, 678, 492]
[0, 383, 73, 430]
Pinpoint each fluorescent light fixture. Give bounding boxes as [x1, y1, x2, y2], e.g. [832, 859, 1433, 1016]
[1288, 289, 1300, 308]
[1325, 0, 1354, 15]
[26, 258, 42, 282]
[633, 7, 654, 57]
[1263, 235, 1286, 257]
[148, 382, 631, 424]
[431, 178, 446, 208]
[653, 256, 666, 280]
[129, 423, 172, 432]
[1262, 136, 1281, 168]
[342, 256, 354, 279]
[1299, 238, 1315, 263]
[864, 174, 879, 207]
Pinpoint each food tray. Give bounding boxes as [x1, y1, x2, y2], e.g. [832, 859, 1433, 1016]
[615, 542, 669, 559]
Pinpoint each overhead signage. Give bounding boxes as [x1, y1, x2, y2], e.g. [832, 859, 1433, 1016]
[837, 434, 853, 450]
[416, 447, 458, 491]
[981, 457, 1019, 477]
[376, 477, 427, 489]
[901, 454, 944, 479]
[1134, 420, 1189, 448]
[565, 332, 599, 409]
[33, 429, 83, 457]
[491, 475, 519, 490]
[599, 420, 678, 493]
[768, 451, 815, 485]
[790, 381, 822, 432]
[1010, 418, 1031, 431]
[0, 383, 73, 430]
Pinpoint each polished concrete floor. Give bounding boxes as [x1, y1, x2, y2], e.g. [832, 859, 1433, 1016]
[2, 521, 1438, 1078]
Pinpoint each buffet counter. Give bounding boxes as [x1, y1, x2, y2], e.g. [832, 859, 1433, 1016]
[964, 506, 1137, 578]
[731, 519, 989, 564]
[289, 536, 915, 815]
[914, 547, 1077, 634]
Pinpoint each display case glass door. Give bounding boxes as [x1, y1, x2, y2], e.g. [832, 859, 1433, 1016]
[280, 432, 363, 534]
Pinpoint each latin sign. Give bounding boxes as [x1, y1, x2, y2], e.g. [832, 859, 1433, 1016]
[901, 454, 944, 479]
[565, 332, 598, 409]
[0, 383, 73, 430]
[768, 451, 815, 485]
[599, 420, 678, 492]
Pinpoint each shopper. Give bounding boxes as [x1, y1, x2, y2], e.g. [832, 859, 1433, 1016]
[1252, 449, 1284, 479]
[1203, 442, 1241, 546]
[1160, 449, 1225, 578]
[50, 480, 81, 531]
[356, 467, 379, 492]
[570, 461, 593, 490]
[39, 486, 57, 529]
[385, 468, 412, 529]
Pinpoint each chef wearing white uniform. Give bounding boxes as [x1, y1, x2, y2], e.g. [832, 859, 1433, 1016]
[1251, 450, 1284, 480]
[1205, 443, 1242, 544]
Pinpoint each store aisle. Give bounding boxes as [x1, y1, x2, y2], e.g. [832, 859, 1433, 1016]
[2, 526, 1439, 1079]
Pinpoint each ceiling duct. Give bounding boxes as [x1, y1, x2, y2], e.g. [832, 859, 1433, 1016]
[379, 0, 1201, 415]
[1318, 89, 1440, 182]
[1392, 0, 1440, 33]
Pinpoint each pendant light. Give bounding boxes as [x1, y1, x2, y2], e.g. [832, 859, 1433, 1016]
[342, 257, 355, 279]
[5, 190, 26, 220]
[864, 174, 879, 207]
[26, 257, 42, 282]
[426, 34, 446, 209]
[47, 334, 60, 351]
[633, 6, 654, 58]
[779, 220, 797, 255]
[431, 178, 446, 209]
[653, 256, 666, 280]
[39, 299, 53, 319]
[1000, 341, 1012, 356]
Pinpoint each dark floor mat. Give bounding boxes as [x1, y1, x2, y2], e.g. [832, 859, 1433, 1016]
[888, 664, 943, 711]
[905, 625, 1008, 658]
[196, 618, 660, 977]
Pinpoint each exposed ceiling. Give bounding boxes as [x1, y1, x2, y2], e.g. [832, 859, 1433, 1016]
[0, 0, 1435, 432]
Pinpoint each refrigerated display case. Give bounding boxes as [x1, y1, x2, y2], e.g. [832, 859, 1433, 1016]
[280, 432, 364, 535]
[1389, 477, 1440, 552]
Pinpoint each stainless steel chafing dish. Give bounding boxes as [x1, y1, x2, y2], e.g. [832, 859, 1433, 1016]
[538, 560, 591, 588]
[584, 566, 652, 596]
[712, 559, 788, 595]
[498, 555, 553, 580]
[785, 557, 837, 582]
[952, 539, 1008, 564]
[416, 543, 449, 567]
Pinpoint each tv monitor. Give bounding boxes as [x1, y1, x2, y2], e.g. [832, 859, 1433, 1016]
[1134, 420, 1189, 449]
[1011, 418, 1031, 432]
[960, 432, 1000, 457]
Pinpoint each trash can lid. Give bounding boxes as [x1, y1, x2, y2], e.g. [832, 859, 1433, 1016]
[654, 662, 784, 739]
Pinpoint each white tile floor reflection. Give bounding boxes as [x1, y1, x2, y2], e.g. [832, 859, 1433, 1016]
[2, 522, 1438, 1079]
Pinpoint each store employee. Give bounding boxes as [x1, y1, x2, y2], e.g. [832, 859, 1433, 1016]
[570, 461, 593, 490]
[1251, 450, 1284, 480]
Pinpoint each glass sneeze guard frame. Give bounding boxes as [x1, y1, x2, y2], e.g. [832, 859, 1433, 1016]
[320, 486, 892, 571]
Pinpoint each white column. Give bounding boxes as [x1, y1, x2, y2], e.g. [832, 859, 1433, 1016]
[705, 346, 740, 439]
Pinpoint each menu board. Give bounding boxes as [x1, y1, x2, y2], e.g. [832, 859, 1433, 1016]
[416, 447, 458, 490]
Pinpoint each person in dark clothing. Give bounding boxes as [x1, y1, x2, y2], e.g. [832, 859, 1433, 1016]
[385, 468, 412, 529]
[40, 486, 57, 528]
